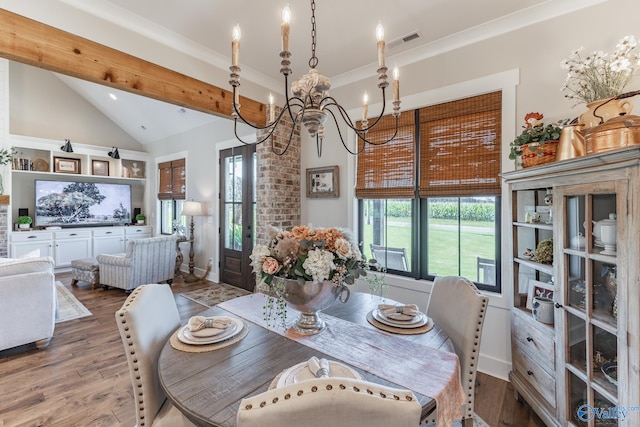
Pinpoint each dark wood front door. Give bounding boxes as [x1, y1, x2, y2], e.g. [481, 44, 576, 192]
[219, 145, 256, 291]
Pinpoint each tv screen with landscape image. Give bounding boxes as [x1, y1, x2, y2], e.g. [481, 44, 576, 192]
[35, 180, 132, 227]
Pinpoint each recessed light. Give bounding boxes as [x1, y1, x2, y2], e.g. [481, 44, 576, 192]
[109, 93, 118, 101]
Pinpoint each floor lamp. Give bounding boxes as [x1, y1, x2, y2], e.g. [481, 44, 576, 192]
[181, 200, 204, 283]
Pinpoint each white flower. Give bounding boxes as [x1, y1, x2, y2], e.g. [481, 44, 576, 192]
[561, 35, 640, 105]
[250, 245, 271, 273]
[302, 248, 335, 283]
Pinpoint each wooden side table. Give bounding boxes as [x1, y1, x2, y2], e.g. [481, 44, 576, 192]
[175, 236, 187, 276]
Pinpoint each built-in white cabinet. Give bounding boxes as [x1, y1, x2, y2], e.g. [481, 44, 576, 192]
[53, 229, 91, 267]
[9, 226, 152, 267]
[92, 228, 126, 256]
[9, 231, 53, 259]
[125, 226, 152, 245]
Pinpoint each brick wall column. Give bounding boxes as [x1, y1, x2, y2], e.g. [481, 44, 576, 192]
[255, 106, 301, 245]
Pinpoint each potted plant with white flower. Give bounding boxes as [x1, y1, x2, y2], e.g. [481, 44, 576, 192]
[250, 225, 367, 334]
[561, 35, 640, 127]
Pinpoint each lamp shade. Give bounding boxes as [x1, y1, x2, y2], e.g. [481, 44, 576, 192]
[182, 200, 204, 216]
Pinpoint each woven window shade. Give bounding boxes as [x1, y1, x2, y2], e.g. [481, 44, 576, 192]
[418, 91, 502, 197]
[158, 158, 186, 200]
[158, 161, 173, 200]
[355, 111, 415, 199]
[171, 158, 186, 200]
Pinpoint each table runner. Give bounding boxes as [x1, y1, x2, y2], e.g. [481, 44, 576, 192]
[219, 294, 464, 427]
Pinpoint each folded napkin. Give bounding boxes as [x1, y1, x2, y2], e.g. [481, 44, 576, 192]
[187, 316, 232, 338]
[307, 356, 330, 378]
[378, 303, 420, 321]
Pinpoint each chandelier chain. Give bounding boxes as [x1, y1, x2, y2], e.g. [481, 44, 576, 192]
[309, 0, 318, 69]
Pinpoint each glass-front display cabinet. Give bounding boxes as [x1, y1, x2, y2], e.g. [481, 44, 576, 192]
[502, 146, 640, 427]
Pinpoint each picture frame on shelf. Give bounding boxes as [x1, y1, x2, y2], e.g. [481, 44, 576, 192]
[121, 159, 145, 178]
[53, 156, 80, 174]
[526, 279, 555, 310]
[306, 165, 339, 198]
[91, 160, 110, 177]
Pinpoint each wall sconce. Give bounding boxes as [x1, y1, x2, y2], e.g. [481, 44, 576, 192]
[60, 139, 73, 153]
[108, 147, 120, 159]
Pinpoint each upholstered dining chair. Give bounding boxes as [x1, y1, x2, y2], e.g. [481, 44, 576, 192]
[422, 276, 488, 427]
[237, 377, 422, 427]
[115, 284, 195, 427]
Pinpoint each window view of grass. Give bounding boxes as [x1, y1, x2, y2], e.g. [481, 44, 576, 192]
[362, 198, 496, 284]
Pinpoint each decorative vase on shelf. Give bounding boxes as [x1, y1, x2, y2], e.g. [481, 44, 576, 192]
[579, 97, 634, 128]
[275, 278, 350, 335]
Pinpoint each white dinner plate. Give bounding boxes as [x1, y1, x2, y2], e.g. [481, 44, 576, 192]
[276, 360, 363, 388]
[177, 317, 243, 345]
[373, 309, 428, 328]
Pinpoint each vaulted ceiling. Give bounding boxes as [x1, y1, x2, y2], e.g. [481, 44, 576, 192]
[3, 0, 601, 144]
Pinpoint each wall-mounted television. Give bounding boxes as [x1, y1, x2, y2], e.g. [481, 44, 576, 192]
[35, 180, 132, 227]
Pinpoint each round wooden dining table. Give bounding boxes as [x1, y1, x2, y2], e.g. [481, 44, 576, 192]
[158, 291, 457, 427]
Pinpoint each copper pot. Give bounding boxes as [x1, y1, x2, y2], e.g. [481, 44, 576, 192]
[584, 114, 640, 155]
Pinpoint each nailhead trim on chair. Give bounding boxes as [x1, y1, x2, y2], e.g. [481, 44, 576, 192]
[117, 286, 149, 426]
[242, 382, 414, 412]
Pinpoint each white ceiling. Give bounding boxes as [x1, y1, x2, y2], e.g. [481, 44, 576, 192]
[14, 0, 601, 145]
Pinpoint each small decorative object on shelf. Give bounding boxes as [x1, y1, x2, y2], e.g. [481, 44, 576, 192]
[533, 237, 554, 264]
[135, 213, 145, 225]
[17, 215, 32, 230]
[509, 112, 562, 168]
[561, 35, 640, 127]
[250, 225, 367, 333]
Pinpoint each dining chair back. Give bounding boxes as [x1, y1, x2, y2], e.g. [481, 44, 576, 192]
[115, 284, 195, 427]
[424, 276, 488, 427]
[237, 377, 422, 427]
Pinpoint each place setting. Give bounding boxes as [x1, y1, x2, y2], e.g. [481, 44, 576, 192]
[367, 303, 433, 335]
[170, 314, 249, 353]
[269, 356, 363, 389]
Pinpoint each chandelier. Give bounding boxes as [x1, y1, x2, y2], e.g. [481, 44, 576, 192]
[229, 0, 401, 156]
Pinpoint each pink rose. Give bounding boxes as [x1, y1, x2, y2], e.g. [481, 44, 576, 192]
[262, 257, 281, 275]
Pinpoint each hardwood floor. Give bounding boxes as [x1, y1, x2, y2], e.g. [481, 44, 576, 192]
[0, 273, 546, 427]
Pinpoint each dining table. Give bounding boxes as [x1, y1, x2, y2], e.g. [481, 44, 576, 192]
[158, 291, 465, 427]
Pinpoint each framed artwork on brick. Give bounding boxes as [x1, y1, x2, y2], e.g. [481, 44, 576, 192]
[306, 165, 339, 198]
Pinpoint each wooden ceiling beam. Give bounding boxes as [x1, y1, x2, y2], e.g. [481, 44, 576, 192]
[0, 8, 266, 126]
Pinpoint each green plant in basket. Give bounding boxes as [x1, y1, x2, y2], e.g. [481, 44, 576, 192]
[509, 112, 562, 162]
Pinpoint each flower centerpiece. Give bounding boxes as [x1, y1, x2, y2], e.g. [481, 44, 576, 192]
[509, 112, 562, 167]
[561, 35, 640, 105]
[250, 225, 367, 333]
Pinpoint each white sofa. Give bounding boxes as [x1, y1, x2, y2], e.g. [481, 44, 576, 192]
[97, 235, 178, 292]
[0, 256, 56, 351]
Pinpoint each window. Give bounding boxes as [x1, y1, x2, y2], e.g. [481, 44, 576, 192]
[357, 92, 502, 292]
[158, 159, 186, 235]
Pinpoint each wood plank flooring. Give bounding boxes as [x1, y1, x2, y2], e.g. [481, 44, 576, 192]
[0, 273, 546, 427]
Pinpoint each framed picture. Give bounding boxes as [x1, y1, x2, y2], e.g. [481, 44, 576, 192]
[92, 160, 110, 177]
[306, 166, 339, 198]
[526, 279, 555, 310]
[53, 156, 81, 174]
[121, 159, 146, 178]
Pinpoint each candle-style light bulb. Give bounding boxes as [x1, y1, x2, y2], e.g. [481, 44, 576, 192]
[231, 24, 241, 66]
[362, 92, 369, 122]
[392, 66, 400, 102]
[269, 93, 275, 123]
[281, 5, 291, 52]
[376, 21, 384, 42]
[376, 21, 385, 68]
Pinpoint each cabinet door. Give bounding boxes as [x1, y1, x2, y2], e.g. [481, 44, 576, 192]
[93, 236, 125, 256]
[54, 238, 91, 267]
[10, 241, 53, 258]
[556, 181, 624, 425]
